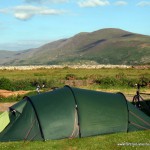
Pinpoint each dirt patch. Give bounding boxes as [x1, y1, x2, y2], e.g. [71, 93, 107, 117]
[0, 102, 16, 112]
[0, 90, 30, 98]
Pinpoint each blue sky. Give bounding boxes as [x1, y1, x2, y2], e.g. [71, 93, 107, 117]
[0, 0, 150, 51]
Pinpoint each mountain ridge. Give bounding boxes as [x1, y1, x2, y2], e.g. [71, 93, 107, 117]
[0, 28, 150, 65]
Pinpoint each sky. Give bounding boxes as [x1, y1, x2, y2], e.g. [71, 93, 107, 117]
[0, 0, 150, 51]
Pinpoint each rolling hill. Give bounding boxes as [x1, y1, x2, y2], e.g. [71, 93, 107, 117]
[0, 28, 150, 65]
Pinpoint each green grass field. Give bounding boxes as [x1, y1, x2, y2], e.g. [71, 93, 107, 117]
[1, 68, 150, 80]
[0, 131, 149, 150]
[0, 67, 150, 102]
[0, 67, 150, 91]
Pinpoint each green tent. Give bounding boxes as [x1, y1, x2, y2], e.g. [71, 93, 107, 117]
[0, 86, 150, 141]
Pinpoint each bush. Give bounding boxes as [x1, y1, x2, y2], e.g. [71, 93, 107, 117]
[99, 77, 118, 87]
[138, 76, 149, 86]
[12, 80, 33, 91]
[30, 79, 47, 87]
[65, 74, 77, 80]
[0, 77, 12, 90]
[95, 77, 139, 88]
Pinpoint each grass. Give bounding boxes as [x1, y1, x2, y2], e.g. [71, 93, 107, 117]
[0, 68, 150, 81]
[0, 67, 150, 102]
[0, 131, 149, 150]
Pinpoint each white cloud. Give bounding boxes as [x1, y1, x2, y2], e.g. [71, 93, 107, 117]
[0, 5, 66, 21]
[14, 13, 33, 20]
[137, 1, 150, 7]
[114, 1, 127, 6]
[78, 0, 110, 7]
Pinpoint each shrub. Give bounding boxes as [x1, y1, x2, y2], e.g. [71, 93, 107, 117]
[95, 77, 117, 88]
[0, 77, 12, 90]
[30, 79, 63, 89]
[138, 76, 149, 86]
[65, 74, 77, 80]
[12, 80, 33, 91]
[101, 77, 117, 87]
[95, 77, 139, 88]
[30, 79, 47, 87]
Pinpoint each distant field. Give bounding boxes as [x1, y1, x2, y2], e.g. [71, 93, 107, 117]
[0, 66, 150, 102]
[0, 66, 150, 80]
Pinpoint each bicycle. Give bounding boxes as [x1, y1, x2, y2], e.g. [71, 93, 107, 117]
[132, 83, 150, 116]
[132, 83, 142, 108]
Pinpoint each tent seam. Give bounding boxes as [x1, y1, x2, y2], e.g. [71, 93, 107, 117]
[65, 85, 81, 138]
[69, 108, 78, 139]
[117, 92, 129, 132]
[24, 96, 45, 141]
[24, 118, 36, 142]
[130, 121, 150, 130]
[129, 110, 150, 127]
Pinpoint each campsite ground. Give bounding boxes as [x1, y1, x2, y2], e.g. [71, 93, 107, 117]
[0, 102, 15, 112]
[0, 67, 150, 149]
[0, 90, 29, 98]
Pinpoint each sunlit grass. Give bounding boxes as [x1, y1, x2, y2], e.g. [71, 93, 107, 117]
[0, 68, 150, 80]
[0, 131, 149, 150]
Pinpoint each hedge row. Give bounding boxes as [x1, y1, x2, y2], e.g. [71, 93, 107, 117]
[0, 77, 62, 91]
[94, 76, 149, 88]
[0, 76, 149, 91]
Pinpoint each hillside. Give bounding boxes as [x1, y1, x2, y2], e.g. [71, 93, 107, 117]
[0, 28, 150, 65]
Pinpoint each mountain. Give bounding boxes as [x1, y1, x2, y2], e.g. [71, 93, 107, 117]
[0, 50, 18, 65]
[0, 28, 150, 65]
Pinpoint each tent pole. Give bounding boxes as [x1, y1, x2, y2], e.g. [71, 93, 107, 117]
[117, 92, 130, 132]
[24, 96, 45, 141]
[65, 85, 81, 138]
